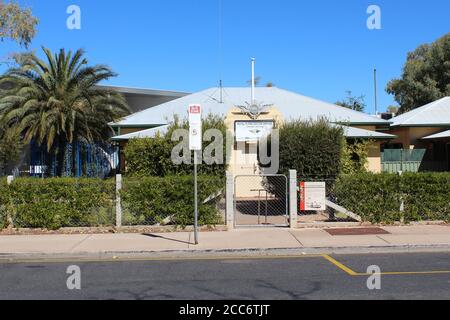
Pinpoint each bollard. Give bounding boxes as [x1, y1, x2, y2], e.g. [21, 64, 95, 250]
[289, 170, 298, 229]
[226, 171, 234, 230]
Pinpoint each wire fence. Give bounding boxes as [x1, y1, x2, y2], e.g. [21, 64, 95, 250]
[1, 173, 448, 231]
[119, 176, 226, 227]
[234, 175, 288, 227]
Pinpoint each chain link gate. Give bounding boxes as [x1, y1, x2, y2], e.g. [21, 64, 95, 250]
[234, 174, 289, 227]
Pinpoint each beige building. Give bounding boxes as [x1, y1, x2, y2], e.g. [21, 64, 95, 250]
[111, 87, 396, 175]
[383, 97, 450, 172]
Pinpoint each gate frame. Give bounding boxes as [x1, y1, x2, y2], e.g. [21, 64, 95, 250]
[233, 173, 289, 228]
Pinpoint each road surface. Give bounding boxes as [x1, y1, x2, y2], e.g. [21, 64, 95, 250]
[0, 252, 449, 300]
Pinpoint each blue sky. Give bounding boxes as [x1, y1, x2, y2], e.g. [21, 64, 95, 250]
[2, 0, 449, 114]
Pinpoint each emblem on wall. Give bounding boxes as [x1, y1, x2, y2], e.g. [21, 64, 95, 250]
[237, 102, 272, 120]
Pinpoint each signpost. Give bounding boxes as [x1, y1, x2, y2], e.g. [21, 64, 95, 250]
[189, 104, 202, 245]
[299, 182, 326, 211]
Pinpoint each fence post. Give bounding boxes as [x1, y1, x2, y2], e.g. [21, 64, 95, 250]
[289, 170, 298, 229]
[6, 176, 14, 228]
[226, 171, 234, 230]
[116, 174, 122, 228]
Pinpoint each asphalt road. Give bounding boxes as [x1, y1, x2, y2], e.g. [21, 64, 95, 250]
[0, 252, 449, 300]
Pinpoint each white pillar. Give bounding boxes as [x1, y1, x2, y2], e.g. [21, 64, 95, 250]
[7, 176, 14, 185]
[289, 170, 298, 229]
[226, 171, 234, 230]
[116, 174, 122, 228]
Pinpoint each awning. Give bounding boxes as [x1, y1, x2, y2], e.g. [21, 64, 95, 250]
[111, 126, 169, 141]
[341, 126, 396, 139]
[421, 130, 450, 140]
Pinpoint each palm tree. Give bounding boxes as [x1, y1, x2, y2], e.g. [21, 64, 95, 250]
[0, 47, 130, 176]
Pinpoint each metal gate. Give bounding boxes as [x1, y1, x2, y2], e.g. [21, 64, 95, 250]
[234, 174, 289, 227]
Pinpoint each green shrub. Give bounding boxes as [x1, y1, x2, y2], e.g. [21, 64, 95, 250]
[340, 140, 371, 174]
[121, 175, 224, 227]
[277, 118, 344, 178]
[9, 178, 115, 230]
[124, 114, 228, 177]
[334, 173, 450, 223]
[124, 135, 174, 177]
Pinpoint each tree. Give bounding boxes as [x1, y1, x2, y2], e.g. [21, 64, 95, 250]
[0, 126, 22, 175]
[246, 76, 261, 86]
[387, 32, 450, 114]
[386, 105, 399, 115]
[0, 47, 130, 176]
[336, 91, 366, 112]
[0, 1, 38, 48]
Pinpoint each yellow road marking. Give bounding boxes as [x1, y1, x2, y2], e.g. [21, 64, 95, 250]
[322, 254, 358, 276]
[356, 271, 450, 276]
[322, 255, 450, 277]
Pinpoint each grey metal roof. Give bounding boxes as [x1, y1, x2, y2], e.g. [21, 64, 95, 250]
[421, 130, 450, 140]
[111, 87, 390, 127]
[390, 97, 450, 127]
[112, 124, 395, 142]
[341, 126, 396, 139]
[112, 126, 169, 141]
[96, 85, 189, 98]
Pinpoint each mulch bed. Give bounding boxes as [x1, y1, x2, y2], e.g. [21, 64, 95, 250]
[325, 227, 391, 236]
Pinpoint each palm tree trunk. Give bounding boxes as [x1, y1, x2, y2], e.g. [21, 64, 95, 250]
[56, 137, 67, 177]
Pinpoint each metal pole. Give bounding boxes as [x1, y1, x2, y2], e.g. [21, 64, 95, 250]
[251, 58, 255, 104]
[194, 150, 199, 245]
[265, 191, 268, 225]
[374, 68, 378, 116]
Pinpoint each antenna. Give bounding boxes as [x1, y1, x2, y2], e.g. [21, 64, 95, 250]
[218, 0, 224, 103]
[374, 68, 378, 116]
[219, 79, 223, 104]
[251, 58, 256, 104]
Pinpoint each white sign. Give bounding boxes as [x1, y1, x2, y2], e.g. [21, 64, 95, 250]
[235, 121, 274, 142]
[300, 182, 326, 211]
[188, 104, 202, 151]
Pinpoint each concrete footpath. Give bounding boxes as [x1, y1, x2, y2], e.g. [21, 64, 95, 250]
[0, 225, 449, 261]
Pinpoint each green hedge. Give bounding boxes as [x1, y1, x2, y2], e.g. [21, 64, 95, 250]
[6, 178, 115, 230]
[0, 178, 8, 229]
[277, 118, 344, 178]
[121, 175, 224, 227]
[334, 173, 450, 223]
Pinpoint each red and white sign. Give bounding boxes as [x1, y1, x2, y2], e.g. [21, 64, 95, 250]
[188, 104, 202, 151]
[189, 105, 201, 114]
[300, 182, 326, 211]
